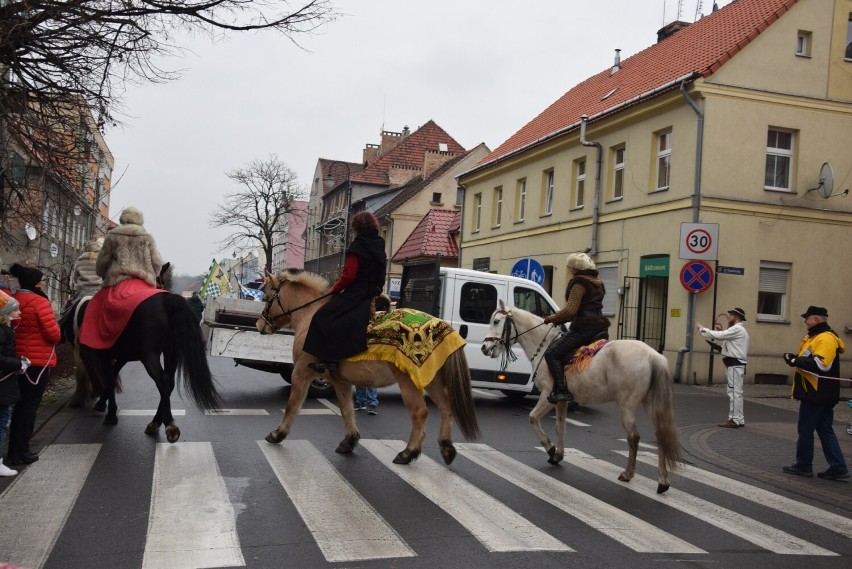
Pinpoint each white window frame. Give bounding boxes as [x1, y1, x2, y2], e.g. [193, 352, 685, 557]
[765, 128, 794, 192]
[612, 146, 625, 200]
[515, 178, 526, 222]
[655, 130, 672, 191]
[796, 30, 812, 57]
[473, 192, 482, 232]
[573, 158, 586, 209]
[544, 170, 554, 215]
[493, 186, 503, 228]
[757, 261, 790, 321]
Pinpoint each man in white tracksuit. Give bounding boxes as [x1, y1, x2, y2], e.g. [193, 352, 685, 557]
[697, 307, 750, 428]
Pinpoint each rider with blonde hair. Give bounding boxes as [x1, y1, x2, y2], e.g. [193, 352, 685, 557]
[542, 252, 611, 408]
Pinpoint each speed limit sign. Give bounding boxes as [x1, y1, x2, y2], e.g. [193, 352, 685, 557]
[679, 223, 719, 260]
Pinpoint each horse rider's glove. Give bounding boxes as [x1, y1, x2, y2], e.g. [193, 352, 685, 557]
[782, 353, 797, 367]
[18, 356, 30, 374]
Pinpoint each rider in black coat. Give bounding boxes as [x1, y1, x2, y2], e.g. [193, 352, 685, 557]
[304, 211, 387, 371]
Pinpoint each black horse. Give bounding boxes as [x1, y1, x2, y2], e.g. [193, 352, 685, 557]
[72, 266, 221, 443]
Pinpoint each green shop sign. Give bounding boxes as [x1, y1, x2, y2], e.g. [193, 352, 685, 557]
[640, 257, 669, 277]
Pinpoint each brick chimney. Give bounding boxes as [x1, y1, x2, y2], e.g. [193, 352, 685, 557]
[363, 143, 379, 166]
[423, 148, 456, 178]
[657, 21, 690, 43]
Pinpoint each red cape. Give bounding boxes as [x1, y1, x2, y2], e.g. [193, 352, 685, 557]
[79, 279, 167, 349]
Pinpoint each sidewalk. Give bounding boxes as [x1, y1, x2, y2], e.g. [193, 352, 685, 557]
[679, 382, 852, 514]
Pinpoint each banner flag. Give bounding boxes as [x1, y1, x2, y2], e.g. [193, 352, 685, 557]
[199, 259, 231, 300]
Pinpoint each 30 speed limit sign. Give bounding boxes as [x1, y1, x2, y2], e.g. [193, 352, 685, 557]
[679, 223, 719, 260]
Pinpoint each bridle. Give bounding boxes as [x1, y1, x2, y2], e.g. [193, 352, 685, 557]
[259, 281, 332, 332]
[484, 309, 560, 372]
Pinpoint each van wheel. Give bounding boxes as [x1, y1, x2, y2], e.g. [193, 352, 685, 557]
[501, 390, 528, 401]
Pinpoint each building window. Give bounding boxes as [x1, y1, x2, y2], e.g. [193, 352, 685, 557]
[572, 158, 586, 209]
[431, 192, 442, 205]
[492, 186, 503, 227]
[543, 169, 554, 215]
[655, 130, 672, 191]
[473, 193, 482, 232]
[10, 152, 25, 183]
[757, 261, 789, 320]
[846, 14, 852, 60]
[611, 146, 625, 200]
[515, 178, 526, 222]
[765, 128, 794, 191]
[596, 264, 618, 316]
[796, 30, 812, 57]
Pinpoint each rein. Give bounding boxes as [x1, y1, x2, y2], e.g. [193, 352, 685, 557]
[486, 310, 558, 372]
[260, 282, 332, 331]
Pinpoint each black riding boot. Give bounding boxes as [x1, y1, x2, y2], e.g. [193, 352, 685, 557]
[544, 330, 584, 409]
[546, 363, 577, 409]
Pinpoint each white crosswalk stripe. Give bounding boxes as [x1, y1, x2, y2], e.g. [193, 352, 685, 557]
[1, 438, 846, 567]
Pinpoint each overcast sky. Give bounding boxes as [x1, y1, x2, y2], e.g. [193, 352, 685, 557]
[104, 0, 732, 278]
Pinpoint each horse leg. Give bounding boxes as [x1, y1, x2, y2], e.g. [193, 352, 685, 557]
[529, 390, 559, 464]
[333, 380, 360, 454]
[142, 354, 179, 443]
[265, 367, 311, 444]
[393, 379, 428, 464]
[425, 378, 456, 465]
[617, 408, 640, 483]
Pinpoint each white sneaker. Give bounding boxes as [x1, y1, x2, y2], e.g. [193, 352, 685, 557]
[0, 460, 18, 477]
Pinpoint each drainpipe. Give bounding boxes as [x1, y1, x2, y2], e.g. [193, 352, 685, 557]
[579, 116, 602, 257]
[456, 183, 466, 268]
[676, 78, 704, 384]
[384, 214, 393, 295]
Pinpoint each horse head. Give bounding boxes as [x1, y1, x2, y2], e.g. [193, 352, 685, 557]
[481, 299, 514, 358]
[257, 269, 330, 334]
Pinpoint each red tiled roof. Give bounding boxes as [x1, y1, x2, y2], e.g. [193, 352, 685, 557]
[352, 120, 466, 186]
[477, 0, 798, 169]
[392, 208, 460, 262]
[318, 158, 363, 194]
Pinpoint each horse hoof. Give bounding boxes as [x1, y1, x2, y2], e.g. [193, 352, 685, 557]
[165, 426, 180, 443]
[393, 449, 420, 465]
[335, 433, 361, 454]
[144, 423, 160, 436]
[265, 432, 285, 444]
[440, 444, 457, 465]
[103, 416, 118, 426]
[657, 483, 670, 494]
[546, 446, 556, 459]
[618, 472, 632, 482]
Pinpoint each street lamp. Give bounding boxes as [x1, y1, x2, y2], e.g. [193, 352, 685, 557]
[323, 161, 351, 271]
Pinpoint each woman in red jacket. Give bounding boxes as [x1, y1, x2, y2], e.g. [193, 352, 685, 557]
[7, 263, 60, 466]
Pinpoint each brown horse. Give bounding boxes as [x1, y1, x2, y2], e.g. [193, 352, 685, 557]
[256, 269, 480, 465]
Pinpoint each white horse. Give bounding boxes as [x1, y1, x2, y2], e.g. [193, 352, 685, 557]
[481, 301, 681, 493]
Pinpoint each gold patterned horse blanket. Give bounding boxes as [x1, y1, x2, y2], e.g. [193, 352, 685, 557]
[346, 308, 466, 390]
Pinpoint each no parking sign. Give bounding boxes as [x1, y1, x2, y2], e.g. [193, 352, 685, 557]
[680, 260, 714, 293]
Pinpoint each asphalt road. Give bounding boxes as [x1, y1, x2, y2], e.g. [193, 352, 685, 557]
[1, 356, 850, 569]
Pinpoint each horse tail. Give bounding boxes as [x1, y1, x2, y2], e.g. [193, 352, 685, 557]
[647, 353, 682, 471]
[443, 347, 481, 440]
[164, 294, 222, 410]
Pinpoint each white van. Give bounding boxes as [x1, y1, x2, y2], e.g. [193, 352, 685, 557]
[397, 265, 561, 398]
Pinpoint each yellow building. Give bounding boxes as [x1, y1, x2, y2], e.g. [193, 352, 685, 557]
[458, 0, 852, 384]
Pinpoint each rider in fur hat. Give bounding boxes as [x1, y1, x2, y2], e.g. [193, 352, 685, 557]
[96, 207, 163, 287]
[542, 252, 611, 409]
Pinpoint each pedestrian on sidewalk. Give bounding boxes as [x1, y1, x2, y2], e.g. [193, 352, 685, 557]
[697, 307, 750, 428]
[781, 306, 849, 480]
[0, 290, 29, 477]
[354, 387, 379, 415]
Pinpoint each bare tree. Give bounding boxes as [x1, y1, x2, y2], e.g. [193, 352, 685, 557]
[210, 155, 307, 273]
[1, 0, 337, 247]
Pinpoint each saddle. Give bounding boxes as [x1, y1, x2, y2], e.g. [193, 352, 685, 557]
[564, 335, 610, 376]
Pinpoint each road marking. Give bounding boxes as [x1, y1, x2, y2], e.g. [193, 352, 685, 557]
[457, 443, 704, 553]
[260, 440, 414, 562]
[118, 409, 185, 416]
[204, 409, 269, 415]
[317, 398, 341, 415]
[295, 408, 337, 415]
[560, 448, 836, 556]
[143, 442, 245, 569]
[615, 439, 658, 450]
[0, 444, 100, 569]
[629, 450, 852, 540]
[472, 388, 502, 399]
[362, 439, 569, 553]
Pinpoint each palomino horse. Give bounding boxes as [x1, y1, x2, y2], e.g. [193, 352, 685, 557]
[257, 269, 480, 465]
[481, 301, 681, 493]
[78, 266, 220, 442]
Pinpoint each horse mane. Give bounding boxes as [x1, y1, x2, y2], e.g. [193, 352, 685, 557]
[277, 269, 329, 296]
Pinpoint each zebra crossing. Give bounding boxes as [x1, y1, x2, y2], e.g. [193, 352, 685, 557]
[1, 435, 850, 568]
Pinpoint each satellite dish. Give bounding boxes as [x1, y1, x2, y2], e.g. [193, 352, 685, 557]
[818, 162, 834, 199]
[24, 223, 37, 241]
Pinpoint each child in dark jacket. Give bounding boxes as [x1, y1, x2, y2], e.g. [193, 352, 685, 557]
[0, 290, 29, 476]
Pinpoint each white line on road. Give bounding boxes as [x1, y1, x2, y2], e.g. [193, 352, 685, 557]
[118, 409, 185, 416]
[143, 442, 245, 569]
[559, 447, 836, 556]
[317, 398, 341, 415]
[628, 450, 852, 540]
[362, 439, 570, 553]
[457, 443, 704, 553]
[0, 444, 100, 569]
[204, 409, 269, 416]
[260, 439, 414, 562]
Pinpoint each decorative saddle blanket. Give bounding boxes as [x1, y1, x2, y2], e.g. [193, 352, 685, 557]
[564, 339, 611, 376]
[346, 308, 466, 390]
[79, 278, 167, 350]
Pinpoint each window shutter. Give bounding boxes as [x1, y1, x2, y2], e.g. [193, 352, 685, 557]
[598, 266, 617, 316]
[759, 268, 787, 293]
